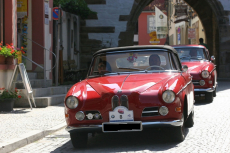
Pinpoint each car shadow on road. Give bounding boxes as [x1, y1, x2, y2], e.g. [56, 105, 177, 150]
[194, 100, 212, 106]
[216, 81, 230, 93]
[50, 127, 190, 153]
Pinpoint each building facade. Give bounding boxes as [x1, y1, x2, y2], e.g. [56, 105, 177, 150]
[0, 0, 53, 88]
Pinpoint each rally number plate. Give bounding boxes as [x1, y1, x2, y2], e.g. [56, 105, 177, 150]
[109, 106, 134, 122]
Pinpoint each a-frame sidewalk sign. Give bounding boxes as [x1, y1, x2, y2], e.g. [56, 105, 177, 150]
[8, 63, 36, 110]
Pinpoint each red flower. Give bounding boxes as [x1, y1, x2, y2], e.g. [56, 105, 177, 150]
[11, 50, 15, 54]
[22, 51, 26, 54]
[15, 88, 17, 89]
[0, 43, 2, 46]
[18, 95, 22, 98]
[10, 43, 13, 46]
[0, 47, 2, 50]
[21, 46, 24, 49]
[7, 45, 11, 49]
[15, 89, 18, 92]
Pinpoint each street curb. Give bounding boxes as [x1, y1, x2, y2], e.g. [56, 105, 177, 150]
[0, 122, 66, 153]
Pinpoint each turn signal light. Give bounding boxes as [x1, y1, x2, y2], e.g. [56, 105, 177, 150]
[65, 113, 69, 118]
[175, 107, 181, 112]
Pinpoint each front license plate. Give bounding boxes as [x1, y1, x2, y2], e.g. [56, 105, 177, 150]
[109, 106, 134, 122]
[102, 121, 142, 132]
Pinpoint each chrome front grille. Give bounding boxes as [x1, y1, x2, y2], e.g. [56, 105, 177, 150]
[120, 95, 129, 109]
[111, 95, 129, 110]
[192, 80, 200, 85]
[111, 95, 119, 110]
[142, 107, 159, 117]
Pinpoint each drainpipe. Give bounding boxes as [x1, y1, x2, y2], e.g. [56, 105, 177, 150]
[55, 4, 61, 86]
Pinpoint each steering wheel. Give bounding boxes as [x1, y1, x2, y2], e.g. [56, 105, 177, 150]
[99, 70, 112, 75]
[180, 55, 190, 59]
[145, 65, 164, 70]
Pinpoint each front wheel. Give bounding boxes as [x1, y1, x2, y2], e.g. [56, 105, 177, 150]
[213, 88, 216, 97]
[70, 132, 88, 149]
[172, 114, 185, 142]
[185, 111, 194, 128]
[205, 92, 213, 103]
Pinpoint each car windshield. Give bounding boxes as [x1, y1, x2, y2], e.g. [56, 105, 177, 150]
[88, 50, 179, 76]
[175, 48, 208, 61]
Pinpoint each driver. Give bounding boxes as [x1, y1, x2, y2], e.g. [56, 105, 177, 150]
[98, 61, 106, 74]
[190, 50, 197, 57]
[97, 61, 111, 75]
[149, 54, 161, 70]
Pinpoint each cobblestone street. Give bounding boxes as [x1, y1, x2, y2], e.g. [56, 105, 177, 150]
[12, 81, 230, 153]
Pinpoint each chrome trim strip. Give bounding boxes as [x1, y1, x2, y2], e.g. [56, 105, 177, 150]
[65, 120, 183, 132]
[121, 74, 130, 90]
[210, 68, 216, 74]
[176, 79, 192, 95]
[142, 111, 158, 113]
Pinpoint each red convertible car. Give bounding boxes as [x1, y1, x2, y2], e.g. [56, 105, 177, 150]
[172, 45, 217, 102]
[64, 45, 194, 148]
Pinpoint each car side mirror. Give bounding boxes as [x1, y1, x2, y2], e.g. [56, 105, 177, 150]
[182, 65, 188, 72]
[211, 56, 215, 61]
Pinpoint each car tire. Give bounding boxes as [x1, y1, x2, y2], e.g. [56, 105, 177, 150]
[185, 110, 194, 128]
[213, 88, 216, 97]
[172, 114, 185, 142]
[70, 132, 88, 148]
[205, 92, 213, 102]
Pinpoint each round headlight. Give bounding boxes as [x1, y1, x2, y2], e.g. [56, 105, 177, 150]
[75, 111, 85, 121]
[162, 90, 176, 103]
[201, 70, 209, 78]
[66, 96, 79, 109]
[200, 80, 205, 86]
[159, 106, 169, 116]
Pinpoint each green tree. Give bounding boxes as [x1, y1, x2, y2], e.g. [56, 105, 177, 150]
[53, 0, 96, 19]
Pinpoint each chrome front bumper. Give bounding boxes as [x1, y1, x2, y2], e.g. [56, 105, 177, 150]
[194, 87, 214, 92]
[194, 83, 217, 92]
[65, 120, 183, 133]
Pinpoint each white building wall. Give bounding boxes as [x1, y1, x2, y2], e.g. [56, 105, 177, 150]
[44, 1, 52, 79]
[61, 11, 80, 68]
[87, 0, 135, 47]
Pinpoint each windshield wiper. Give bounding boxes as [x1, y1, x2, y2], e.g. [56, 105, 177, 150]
[118, 67, 144, 71]
[88, 74, 104, 78]
[189, 57, 203, 60]
[180, 56, 190, 59]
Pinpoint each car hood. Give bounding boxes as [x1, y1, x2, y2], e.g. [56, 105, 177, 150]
[86, 73, 177, 95]
[181, 61, 209, 73]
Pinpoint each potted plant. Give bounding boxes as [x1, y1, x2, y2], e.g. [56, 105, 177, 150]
[0, 42, 25, 64]
[0, 88, 22, 111]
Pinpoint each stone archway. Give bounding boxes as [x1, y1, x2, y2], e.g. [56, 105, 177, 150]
[119, 0, 230, 77]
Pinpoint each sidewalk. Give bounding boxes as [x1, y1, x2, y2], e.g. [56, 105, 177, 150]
[0, 103, 66, 153]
